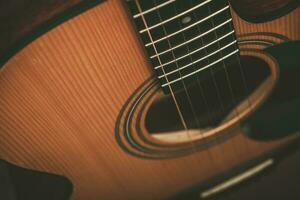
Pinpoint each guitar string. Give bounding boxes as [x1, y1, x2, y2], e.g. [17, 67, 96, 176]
[154, 0, 248, 173]
[226, 6, 253, 153]
[135, 0, 250, 159]
[227, 8, 252, 107]
[140, 0, 241, 159]
[185, 0, 234, 166]
[134, 0, 189, 135]
[205, 2, 242, 161]
[137, 0, 214, 162]
[168, 0, 224, 164]
[152, 0, 215, 160]
[206, 2, 251, 156]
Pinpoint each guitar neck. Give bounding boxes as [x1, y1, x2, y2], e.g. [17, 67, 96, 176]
[126, 0, 240, 93]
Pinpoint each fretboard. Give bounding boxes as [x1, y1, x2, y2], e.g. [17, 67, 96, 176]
[126, 0, 240, 94]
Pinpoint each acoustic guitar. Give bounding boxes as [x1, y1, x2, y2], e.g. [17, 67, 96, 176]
[0, 0, 300, 199]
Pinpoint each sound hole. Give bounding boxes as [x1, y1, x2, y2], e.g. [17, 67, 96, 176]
[145, 56, 271, 140]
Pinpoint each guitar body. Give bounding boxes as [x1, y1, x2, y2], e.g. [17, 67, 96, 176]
[0, 1, 299, 199]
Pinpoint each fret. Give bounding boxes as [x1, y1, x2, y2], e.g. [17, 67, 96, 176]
[161, 49, 240, 87]
[133, 0, 176, 18]
[154, 30, 235, 69]
[149, 18, 233, 59]
[139, 0, 212, 33]
[157, 40, 238, 78]
[145, 5, 229, 47]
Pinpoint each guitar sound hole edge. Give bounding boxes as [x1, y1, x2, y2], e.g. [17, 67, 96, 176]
[114, 48, 279, 159]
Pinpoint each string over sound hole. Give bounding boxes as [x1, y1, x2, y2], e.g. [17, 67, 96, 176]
[144, 54, 273, 143]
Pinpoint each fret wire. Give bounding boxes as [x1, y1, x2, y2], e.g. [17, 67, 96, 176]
[133, 0, 175, 18]
[139, 0, 212, 33]
[154, 30, 235, 69]
[161, 49, 240, 87]
[145, 5, 230, 47]
[157, 40, 238, 78]
[149, 19, 233, 59]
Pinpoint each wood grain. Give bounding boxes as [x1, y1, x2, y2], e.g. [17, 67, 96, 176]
[232, 5, 300, 41]
[0, 1, 299, 200]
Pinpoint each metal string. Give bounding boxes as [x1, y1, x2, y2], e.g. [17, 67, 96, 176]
[134, 0, 189, 136]
[226, 4, 253, 153]
[135, 0, 252, 158]
[152, 0, 211, 154]
[187, 1, 227, 125]
[167, 0, 225, 164]
[186, 0, 236, 165]
[206, 1, 251, 155]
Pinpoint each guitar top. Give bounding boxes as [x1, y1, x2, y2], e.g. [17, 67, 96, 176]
[0, 0, 300, 199]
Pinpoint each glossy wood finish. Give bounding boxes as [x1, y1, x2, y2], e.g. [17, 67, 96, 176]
[0, 1, 299, 200]
[230, 0, 299, 22]
[232, 6, 300, 41]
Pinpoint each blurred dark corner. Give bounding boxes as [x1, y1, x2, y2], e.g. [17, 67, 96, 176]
[0, 160, 73, 200]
